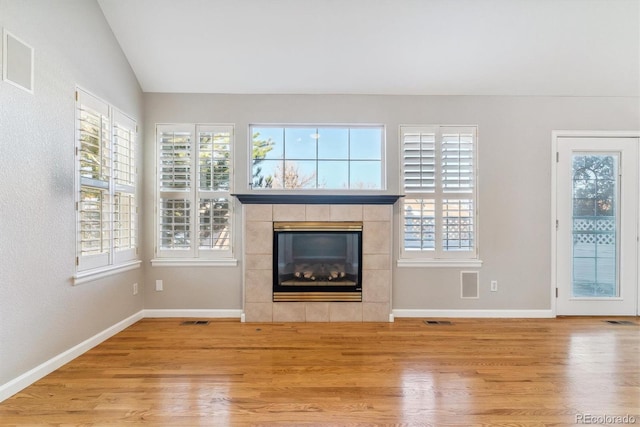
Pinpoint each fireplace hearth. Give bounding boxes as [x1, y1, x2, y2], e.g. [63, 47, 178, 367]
[273, 222, 363, 302]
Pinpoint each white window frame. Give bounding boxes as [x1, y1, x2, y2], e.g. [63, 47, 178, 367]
[74, 88, 140, 284]
[398, 125, 482, 268]
[248, 124, 386, 191]
[152, 123, 237, 267]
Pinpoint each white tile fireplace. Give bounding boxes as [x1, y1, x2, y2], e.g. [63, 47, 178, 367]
[242, 203, 393, 322]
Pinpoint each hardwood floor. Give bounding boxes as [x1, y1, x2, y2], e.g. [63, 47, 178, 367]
[1, 317, 638, 426]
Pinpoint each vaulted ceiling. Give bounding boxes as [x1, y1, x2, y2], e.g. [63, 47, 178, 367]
[98, 0, 640, 96]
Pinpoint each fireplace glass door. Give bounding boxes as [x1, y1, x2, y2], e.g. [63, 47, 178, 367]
[273, 222, 363, 302]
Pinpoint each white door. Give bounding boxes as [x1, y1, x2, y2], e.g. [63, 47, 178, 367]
[556, 137, 638, 315]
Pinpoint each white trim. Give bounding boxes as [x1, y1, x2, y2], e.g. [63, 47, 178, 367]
[143, 309, 242, 318]
[553, 130, 640, 138]
[150, 258, 238, 267]
[397, 258, 483, 268]
[393, 309, 554, 318]
[551, 132, 559, 316]
[73, 260, 141, 285]
[0, 310, 144, 403]
[551, 130, 640, 316]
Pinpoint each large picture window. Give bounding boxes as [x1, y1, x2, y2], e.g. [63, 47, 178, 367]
[76, 89, 138, 276]
[400, 125, 478, 262]
[155, 124, 234, 263]
[250, 125, 384, 190]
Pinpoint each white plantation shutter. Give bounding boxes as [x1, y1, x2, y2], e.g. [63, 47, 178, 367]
[402, 128, 436, 193]
[78, 187, 110, 270]
[198, 197, 231, 251]
[113, 110, 137, 263]
[198, 127, 231, 192]
[401, 125, 477, 259]
[113, 111, 136, 188]
[442, 198, 474, 251]
[76, 89, 138, 272]
[159, 127, 192, 191]
[157, 124, 194, 257]
[403, 198, 436, 250]
[156, 124, 233, 259]
[78, 91, 111, 186]
[197, 126, 232, 253]
[77, 91, 111, 270]
[442, 131, 474, 191]
[159, 198, 192, 250]
[114, 193, 134, 249]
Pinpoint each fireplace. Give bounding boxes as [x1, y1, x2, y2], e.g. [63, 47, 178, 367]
[273, 222, 363, 302]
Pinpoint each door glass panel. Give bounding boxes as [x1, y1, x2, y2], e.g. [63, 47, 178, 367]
[572, 154, 619, 297]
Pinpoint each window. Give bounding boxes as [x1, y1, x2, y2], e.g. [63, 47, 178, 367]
[76, 89, 138, 277]
[250, 125, 384, 190]
[155, 124, 234, 264]
[400, 126, 478, 263]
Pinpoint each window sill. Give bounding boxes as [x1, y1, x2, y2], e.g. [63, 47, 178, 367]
[74, 260, 142, 285]
[150, 258, 238, 267]
[397, 258, 483, 268]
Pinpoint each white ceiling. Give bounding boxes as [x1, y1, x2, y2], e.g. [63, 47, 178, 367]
[98, 0, 640, 96]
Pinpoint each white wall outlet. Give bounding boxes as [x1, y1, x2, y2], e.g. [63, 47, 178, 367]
[490, 280, 498, 292]
[155, 279, 163, 291]
[133, 283, 138, 295]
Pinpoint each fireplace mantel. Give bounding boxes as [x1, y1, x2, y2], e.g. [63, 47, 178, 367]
[233, 194, 403, 205]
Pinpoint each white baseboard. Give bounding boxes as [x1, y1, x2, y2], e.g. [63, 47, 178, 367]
[393, 309, 554, 318]
[143, 309, 243, 318]
[0, 310, 144, 403]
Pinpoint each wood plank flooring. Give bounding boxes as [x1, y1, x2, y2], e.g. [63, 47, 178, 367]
[0, 317, 638, 426]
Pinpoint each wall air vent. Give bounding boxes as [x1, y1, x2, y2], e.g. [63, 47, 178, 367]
[3, 29, 34, 93]
[461, 271, 479, 299]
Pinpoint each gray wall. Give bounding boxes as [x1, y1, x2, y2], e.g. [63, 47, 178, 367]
[0, 0, 143, 386]
[143, 93, 639, 311]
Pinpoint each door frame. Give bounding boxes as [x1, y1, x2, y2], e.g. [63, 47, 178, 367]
[551, 130, 640, 316]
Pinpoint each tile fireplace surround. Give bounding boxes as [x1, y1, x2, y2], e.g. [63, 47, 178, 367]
[243, 203, 393, 322]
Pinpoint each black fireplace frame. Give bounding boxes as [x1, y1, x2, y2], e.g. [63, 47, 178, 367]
[272, 222, 363, 302]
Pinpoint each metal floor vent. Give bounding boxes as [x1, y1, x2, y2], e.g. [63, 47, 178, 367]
[424, 320, 453, 325]
[181, 320, 210, 325]
[604, 320, 637, 325]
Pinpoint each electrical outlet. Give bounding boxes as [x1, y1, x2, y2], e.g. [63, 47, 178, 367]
[133, 283, 138, 295]
[490, 280, 498, 292]
[156, 279, 163, 291]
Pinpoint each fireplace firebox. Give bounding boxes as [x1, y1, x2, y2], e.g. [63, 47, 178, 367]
[273, 222, 363, 302]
